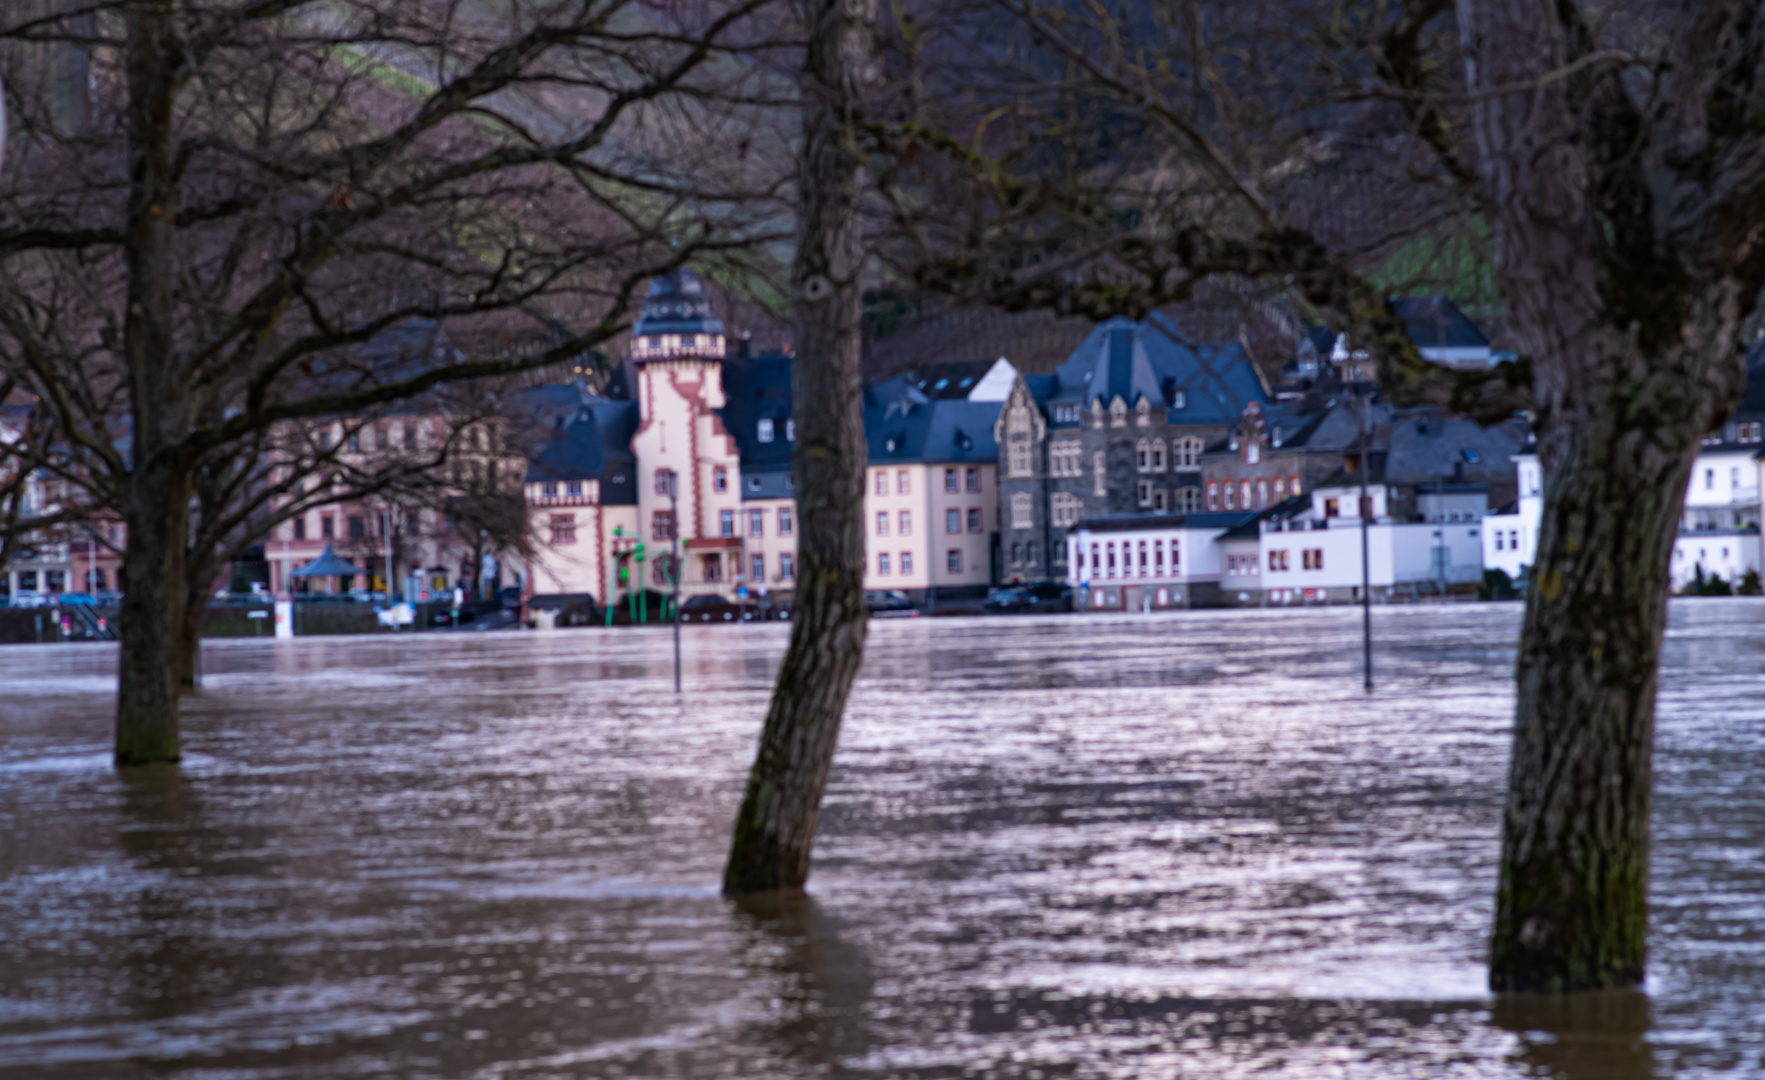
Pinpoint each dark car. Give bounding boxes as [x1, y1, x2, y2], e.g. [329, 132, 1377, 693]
[1024, 582, 1074, 612]
[864, 590, 918, 618]
[984, 583, 1073, 613]
[681, 594, 752, 623]
[982, 586, 1032, 612]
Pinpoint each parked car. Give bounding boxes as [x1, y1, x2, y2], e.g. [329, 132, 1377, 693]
[681, 594, 746, 623]
[983, 582, 1073, 614]
[864, 589, 918, 618]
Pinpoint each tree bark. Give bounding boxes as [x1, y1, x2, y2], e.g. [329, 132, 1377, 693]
[113, 0, 189, 766]
[723, 0, 874, 895]
[1457, 0, 1754, 991]
[115, 467, 189, 765]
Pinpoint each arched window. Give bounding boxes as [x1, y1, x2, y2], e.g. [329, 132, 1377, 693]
[1008, 406, 1029, 434]
[1136, 439, 1151, 471]
[1011, 492, 1034, 529]
[1008, 440, 1032, 477]
[1240, 480, 1253, 507]
[1152, 441, 1166, 472]
[1109, 399, 1127, 427]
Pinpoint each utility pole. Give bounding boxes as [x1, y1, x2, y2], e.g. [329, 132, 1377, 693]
[668, 469, 682, 693]
[1357, 379, 1373, 692]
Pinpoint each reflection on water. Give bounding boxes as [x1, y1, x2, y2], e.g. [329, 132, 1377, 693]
[1, 602, 1762, 1077]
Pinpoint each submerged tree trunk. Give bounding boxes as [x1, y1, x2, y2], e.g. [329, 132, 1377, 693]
[113, 0, 189, 766]
[723, 0, 874, 895]
[115, 469, 190, 765]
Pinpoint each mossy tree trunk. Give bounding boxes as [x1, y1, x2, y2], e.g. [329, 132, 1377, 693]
[723, 0, 875, 895]
[1461, 0, 1759, 991]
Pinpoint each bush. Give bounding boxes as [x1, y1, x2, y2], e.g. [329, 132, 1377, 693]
[1741, 570, 1762, 596]
[1478, 568, 1517, 601]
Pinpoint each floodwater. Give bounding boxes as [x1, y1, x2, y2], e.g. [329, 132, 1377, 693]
[1, 604, 1762, 1079]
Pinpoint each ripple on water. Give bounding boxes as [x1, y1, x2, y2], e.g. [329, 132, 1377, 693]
[0, 602, 1762, 1078]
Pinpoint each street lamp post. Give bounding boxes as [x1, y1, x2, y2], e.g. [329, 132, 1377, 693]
[1357, 378, 1374, 692]
[668, 469, 682, 693]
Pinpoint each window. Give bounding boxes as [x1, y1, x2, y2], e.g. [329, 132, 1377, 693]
[1009, 440, 1032, 476]
[1172, 437, 1204, 470]
[966, 467, 980, 493]
[875, 471, 889, 496]
[1011, 542, 1022, 564]
[899, 510, 912, 535]
[1051, 441, 1081, 476]
[1273, 476, 1286, 500]
[897, 469, 911, 494]
[1026, 542, 1037, 565]
[900, 551, 913, 575]
[748, 476, 762, 492]
[1206, 482, 1219, 511]
[876, 511, 890, 536]
[1240, 481, 1253, 508]
[749, 510, 765, 538]
[1152, 442, 1166, 472]
[719, 509, 735, 537]
[542, 481, 558, 498]
[567, 480, 584, 498]
[777, 508, 793, 536]
[655, 471, 671, 495]
[653, 510, 675, 541]
[321, 516, 334, 539]
[1732, 466, 1741, 487]
[1224, 484, 1236, 510]
[780, 553, 795, 580]
[947, 549, 963, 573]
[1052, 492, 1082, 527]
[1138, 479, 1153, 507]
[714, 466, 728, 493]
[878, 553, 891, 575]
[1325, 497, 1340, 517]
[1009, 406, 1029, 433]
[1257, 480, 1269, 509]
[1495, 532, 1505, 551]
[946, 509, 961, 533]
[758, 418, 775, 443]
[1706, 468, 1715, 490]
[1093, 451, 1107, 496]
[786, 419, 795, 440]
[704, 553, 723, 582]
[550, 514, 577, 545]
[1246, 441, 1260, 465]
[1011, 492, 1033, 529]
[967, 508, 981, 533]
[348, 515, 365, 539]
[1269, 550, 1290, 571]
[1110, 399, 1127, 426]
[1137, 439, 1151, 471]
[1173, 487, 1200, 513]
[1509, 529, 1518, 550]
[1303, 549, 1324, 570]
[945, 468, 959, 493]
[752, 554, 765, 582]
[293, 517, 306, 540]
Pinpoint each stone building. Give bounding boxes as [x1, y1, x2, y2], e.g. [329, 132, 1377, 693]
[993, 315, 1269, 585]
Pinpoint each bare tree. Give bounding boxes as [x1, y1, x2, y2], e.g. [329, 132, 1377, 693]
[869, 0, 1765, 992]
[723, 0, 875, 894]
[0, 0, 786, 764]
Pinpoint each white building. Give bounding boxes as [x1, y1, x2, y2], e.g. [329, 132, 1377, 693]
[1484, 436, 1763, 592]
[1066, 477, 1486, 609]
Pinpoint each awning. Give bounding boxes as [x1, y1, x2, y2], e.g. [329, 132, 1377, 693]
[289, 543, 366, 578]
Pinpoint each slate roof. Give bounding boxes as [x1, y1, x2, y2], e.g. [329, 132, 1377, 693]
[1390, 295, 1489, 348]
[719, 351, 794, 474]
[863, 375, 1001, 464]
[631, 267, 725, 339]
[907, 360, 999, 399]
[1036, 314, 1269, 425]
[519, 383, 639, 501]
[1072, 510, 1257, 534]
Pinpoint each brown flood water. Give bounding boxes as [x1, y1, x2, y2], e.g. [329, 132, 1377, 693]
[1, 602, 1762, 1078]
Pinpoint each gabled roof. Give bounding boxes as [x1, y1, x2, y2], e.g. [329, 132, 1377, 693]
[1036, 314, 1268, 424]
[519, 384, 638, 484]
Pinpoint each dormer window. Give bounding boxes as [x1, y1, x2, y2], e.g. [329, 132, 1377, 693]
[1272, 427, 1283, 448]
[786, 420, 795, 440]
[758, 418, 775, 443]
[542, 481, 558, 498]
[1172, 391, 1186, 410]
[748, 475, 762, 492]
[1247, 442, 1261, 465]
